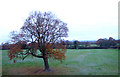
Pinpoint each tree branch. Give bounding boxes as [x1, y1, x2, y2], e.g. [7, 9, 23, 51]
[23, 54, 29, 60]
[31, 53, 43, 58]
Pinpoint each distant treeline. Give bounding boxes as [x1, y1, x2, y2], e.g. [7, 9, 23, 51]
[62, 37, 120, 49]
[1, 37, 120, 50]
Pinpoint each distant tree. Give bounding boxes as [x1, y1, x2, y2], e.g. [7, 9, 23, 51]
[2, 42, 10, 50]
[108, 37, 116, 47]
[62, 40, 66, 45]
[62, 40, 74, 49]
[66, 40, 70, 45]
[118, 39, 120, 44]
[97, 37, 117, 48]
[117, 39, 120, 48]
[73, 40, 78, 49]
[8, 11, 68, 71]
[0, 45, 2, 50]
[65, 40, 70, 48]
[97, 38, 109, 48]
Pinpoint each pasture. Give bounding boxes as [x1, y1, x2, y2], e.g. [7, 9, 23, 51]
[2, 49, 118, 75]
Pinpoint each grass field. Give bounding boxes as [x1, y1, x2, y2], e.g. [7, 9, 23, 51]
[2, 49, 118, 75]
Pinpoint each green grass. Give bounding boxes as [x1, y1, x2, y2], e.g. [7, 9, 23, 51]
[89, 44, 99, 47]
[2, 49, 118, 75]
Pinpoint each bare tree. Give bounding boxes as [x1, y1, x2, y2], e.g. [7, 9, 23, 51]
[8, 11, 68, 71]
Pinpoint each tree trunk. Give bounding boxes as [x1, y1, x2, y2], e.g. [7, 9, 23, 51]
[43, 57, 50, 72]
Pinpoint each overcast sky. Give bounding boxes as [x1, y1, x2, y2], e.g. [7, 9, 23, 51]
[0, 0, 119, 44]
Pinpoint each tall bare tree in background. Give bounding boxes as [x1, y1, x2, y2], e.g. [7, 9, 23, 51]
[8, 11, 68, 71]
